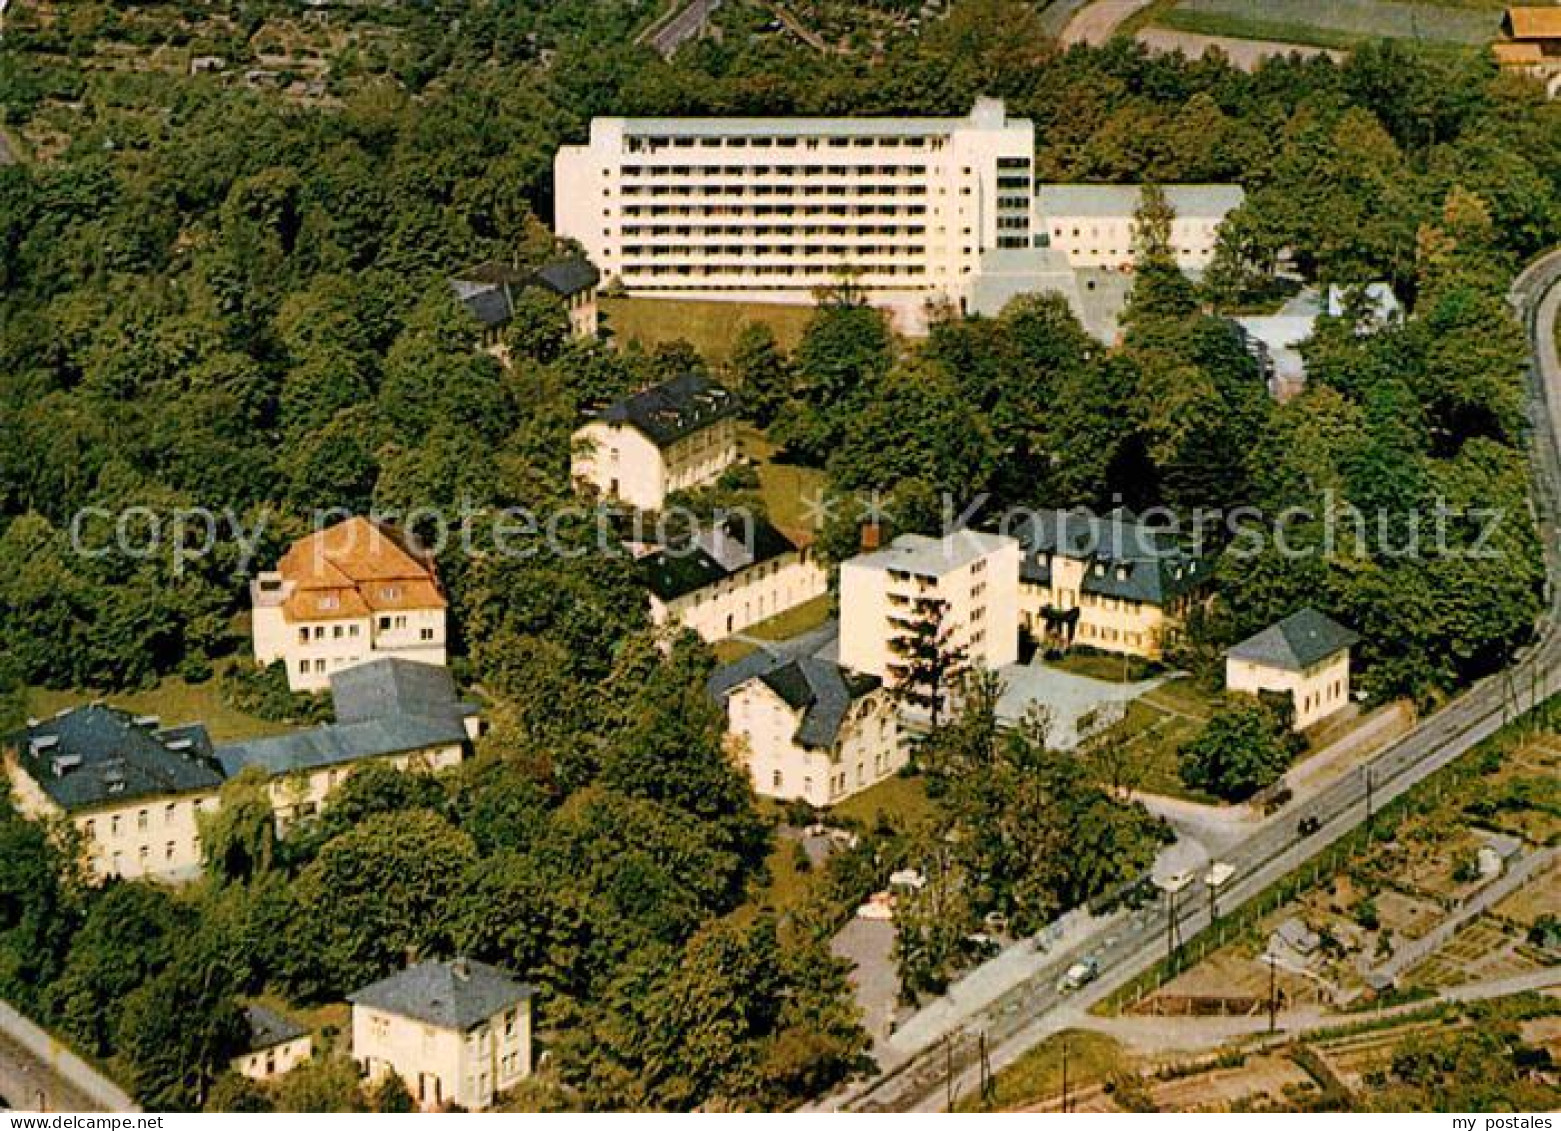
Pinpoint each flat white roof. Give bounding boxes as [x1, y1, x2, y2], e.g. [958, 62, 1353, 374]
[590, 98, 1028, 139]
[1036, 184, 1245, 219]
[849, 531, 1016, 578]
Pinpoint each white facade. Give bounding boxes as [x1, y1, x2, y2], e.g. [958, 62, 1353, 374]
[351, 965, 533, 1112]
[251, 517, 448, 693]
[1226, 650, 1352, 732]
[1035, 184, 1244, 271]
[838, 531, 1021, 682]
[555, 99, 1035, 323]
[571, 415, 737, 511]
[650, 550, 826, 642]
[725, 677, 904, 808]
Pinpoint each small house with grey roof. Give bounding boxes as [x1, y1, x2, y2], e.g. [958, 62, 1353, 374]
[1226, 608, 1359, 731]
[570, 373, 739, 511]
[230, 1004, 312, 1081]
[350, 958, 534, 1111]
[216, 657, 479, 831]
[709, 651, 904, 807]
[1009, 508, 1211, 661]
[638, 513, 826, 642]
[2, 706, 225, 883]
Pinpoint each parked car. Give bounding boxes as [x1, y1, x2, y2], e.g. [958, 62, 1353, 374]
[1056, 956, 1100, 993]
[1297, 815, 1322, 837]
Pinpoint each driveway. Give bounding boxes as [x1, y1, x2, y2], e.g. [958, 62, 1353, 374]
[832, 917, 901, 1051]
[1059, 0, 1155, 46]
[994, 661, 1164, 750]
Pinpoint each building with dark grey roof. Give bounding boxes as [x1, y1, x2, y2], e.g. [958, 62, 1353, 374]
[709, 651, 904, 808]
[571, 374, 739, 511]
[1009, 508, 1211, 661]
[231, 1004, 313, 1081]
[215, 658, 478, 829]
[449, 254, 600, 342]
[350, 959, 534, 1111]
[1226, 608, 1359, 731]
[2, 706, 224, 883]
[639, 514, 827, 644]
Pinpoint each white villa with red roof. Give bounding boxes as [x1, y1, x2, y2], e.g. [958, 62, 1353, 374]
[251, 516, 448, 692]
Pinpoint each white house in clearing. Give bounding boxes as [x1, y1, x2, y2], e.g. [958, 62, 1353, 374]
[1225, 608, 1359, 731]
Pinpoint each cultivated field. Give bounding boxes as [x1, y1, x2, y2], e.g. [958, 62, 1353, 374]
[1157, 0, 1502, 51]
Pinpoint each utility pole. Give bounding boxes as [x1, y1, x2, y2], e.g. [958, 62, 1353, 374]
[945, 1034, 954, 1113]
[980, 1031, 995, 1108]
[1266, 954, 1278, 1033]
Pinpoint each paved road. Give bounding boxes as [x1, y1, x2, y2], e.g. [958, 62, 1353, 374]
[1058, 0, 1154, 46]
[825, 252, 1561, 1111]
[1137, 27, 1343, 69]
[0, 1026, 111, 1112]
[642, 0, 722, 58]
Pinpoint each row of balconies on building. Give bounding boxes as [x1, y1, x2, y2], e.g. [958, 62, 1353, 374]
[621, 203, 931, 219]
[620, 224, 929, 239]
[619, 184, 933, 199]
[621, 164, 933, 178]
[623, 134, 945, 153]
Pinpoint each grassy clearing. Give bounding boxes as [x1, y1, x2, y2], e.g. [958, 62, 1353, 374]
[25, 672, 293, 744]
[741, 425, 827, 545]
[1097, 677, 1222, 804]
[1158, 0, 1500, 49]
[957, 1029, 1129, 1111]
[601, 296, 816, 362]
[831, 772, 938, 832]
[1046, 649, 1162, 684]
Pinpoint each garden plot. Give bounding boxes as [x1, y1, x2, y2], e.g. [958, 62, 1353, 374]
[1158, 0, 1501, 51]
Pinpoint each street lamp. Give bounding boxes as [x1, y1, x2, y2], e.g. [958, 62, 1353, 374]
[1261, 951, 1281, 1033]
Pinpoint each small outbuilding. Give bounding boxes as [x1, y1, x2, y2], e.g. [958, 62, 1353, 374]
[1225, 608, 1358, 731]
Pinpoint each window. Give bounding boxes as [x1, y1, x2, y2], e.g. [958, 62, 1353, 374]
[298, 659, 309, 674]
[165, 802, 177, 825]
[298, 627, 309, 644]
[333, 625, 343, 639]
[138, 845, 149, 864]
[314, 659, 326, 674]
[165, 842, 175, 861]
[349, 624, 360, 637]
[313, 626, 325, 640]
[83, 819, 95, 841]
[111, 814, 121, 836]
[772, 770, 783, 789]
[137, 809, 148, 832]
[420, 627, 435, 641]
[378, 616, 391, 631]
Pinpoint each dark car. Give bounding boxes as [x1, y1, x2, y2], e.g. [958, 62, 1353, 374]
[1297, 815, 1322, 837]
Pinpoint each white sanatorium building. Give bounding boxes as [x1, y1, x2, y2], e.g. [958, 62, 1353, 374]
[554, 98, 1035, 328]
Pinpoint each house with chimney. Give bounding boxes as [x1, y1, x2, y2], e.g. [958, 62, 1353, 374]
[251, 516, 448, 693]
[571, 374, 739, 511]
[350, 958, 534, 1112]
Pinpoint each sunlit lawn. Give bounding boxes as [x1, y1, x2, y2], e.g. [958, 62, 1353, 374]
[831, 771, 938, 833]
[601, 296, 815, 362]
[957, 1029, 1129, 1111]
[25, 671, 293, 744]
[713, 593, 836, 664]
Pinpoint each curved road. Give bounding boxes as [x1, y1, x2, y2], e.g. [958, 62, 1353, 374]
[830, 253, 1561, 1111]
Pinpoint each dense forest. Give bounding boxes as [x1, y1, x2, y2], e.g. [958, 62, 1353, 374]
[0, 0, 1557, 1112]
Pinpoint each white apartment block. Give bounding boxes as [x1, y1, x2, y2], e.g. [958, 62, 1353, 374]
[1035, 184, 1245, 271]
[251, 516, 448, 692]
[838, 531, 1021, 683]
[555, 98, 1035, 328]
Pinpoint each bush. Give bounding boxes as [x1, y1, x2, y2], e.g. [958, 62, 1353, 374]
[219, 661, 333, 725]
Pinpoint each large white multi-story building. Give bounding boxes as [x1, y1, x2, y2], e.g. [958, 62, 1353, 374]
[554, 98, 1035, 328]
[838, 530, 1021, 684]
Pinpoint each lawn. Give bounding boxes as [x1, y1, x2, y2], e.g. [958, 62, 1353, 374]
[1046, 649, 1163, 684]
[831, 772, 938, 832]
[713, 594, 836, 663]
[957, 1029, 1129, 1111]
[601, 296, 816, 362]
[1158, 0, 1501, 49]
[742, 425, 827, 546]
[25, 672, 294, 744]
[1094, 676, 1223, 804]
